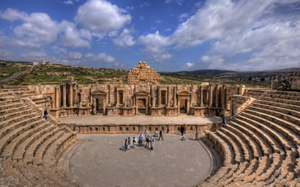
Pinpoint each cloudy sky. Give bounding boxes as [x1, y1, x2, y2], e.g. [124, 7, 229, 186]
[0, 0, 299, 72]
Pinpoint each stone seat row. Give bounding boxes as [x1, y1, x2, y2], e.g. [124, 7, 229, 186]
[200, 90, 299, 186]
[0, 88, 78, 186]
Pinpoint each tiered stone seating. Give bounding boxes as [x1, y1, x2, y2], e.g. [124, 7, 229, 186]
[200, 90, 300, 186]
[0, 88, 77, 186]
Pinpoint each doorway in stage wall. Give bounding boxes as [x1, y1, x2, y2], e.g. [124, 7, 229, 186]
[96, 97, 104, 114]
[180, 99, 187, 113]
[138, 98, 146, 114]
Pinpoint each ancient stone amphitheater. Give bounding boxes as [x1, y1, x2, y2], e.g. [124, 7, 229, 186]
[0, 87, 299, 186]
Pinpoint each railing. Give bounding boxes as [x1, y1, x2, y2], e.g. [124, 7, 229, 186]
[271, 68, 300, 89]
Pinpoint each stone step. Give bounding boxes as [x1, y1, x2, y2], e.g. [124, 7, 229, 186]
[229, 120, 271, 156]
[32, 130, 64, 166]
[220, 162, 249, 185]
[0, 116, 42, 155]
[0, 110, 38, 129]
[248, 106, 300, 136]
[253, 102, 300, 119]
[40, 133, 78, 187]
[266, 93, 300, 101]
[13, 125, 58, 161]
[244, 109, 300, 149]
[205, 131, 235, 165]
[256, 99, 300, 114]
[270, 91, 300, 97]
[0, 159, 31, 186]
[1, 120, 50, 159]
[220, 127, 253, 161]
[225, 124, 261, 158]
[244, 156, 271, 183]
[0, 105, 30, 117]
[253, 154, 282, 184]
[217, 130, 243, 163]
[0, 102, 23, 111]
[23, 127, 61, 164]
[261, 96, 300, 106]
[239, 113, 290, 153]
[0, 114, 40, 140]
[0, 98, 21, 106]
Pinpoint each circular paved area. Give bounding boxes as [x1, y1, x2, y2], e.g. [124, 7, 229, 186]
[58, 134, 211, 187]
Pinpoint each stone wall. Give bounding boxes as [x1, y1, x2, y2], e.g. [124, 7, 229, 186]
[27, 79, 245, 118]
[291, 77, 300, 91]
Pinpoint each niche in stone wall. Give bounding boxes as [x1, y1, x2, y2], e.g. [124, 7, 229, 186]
[161, 90, 166, 105]
[119, 90, 124, 105]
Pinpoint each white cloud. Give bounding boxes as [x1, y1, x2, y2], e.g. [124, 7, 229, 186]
[1, 10, 60, 47]
[59, 21, 91, 48]
[178, 13, 188, 21]
[138, 31, 170, 53]
[69, 52, 82, 60]
[0, 8, 27, 21]
[137, 0, 300, 70]
[126, 6, 134, 10]
[0, 8, 91, 49]
[85, 52, 115, 63]
[113, 29, 135, 47]
[75, 0, 131, 35]
[63, 0, 74, 5]
[185, 62, 195, 68]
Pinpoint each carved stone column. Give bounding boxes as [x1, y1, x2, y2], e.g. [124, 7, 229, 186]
[63, 84, 66, 107]
[225, 85, 230, 110]
[151, 86, 155, 107]
[158, 86, 161, 107]
[215, 84, 220, 107]
[221, 85, 225, 109]
[200, 86, 203, 107]
[173, 86, 177, 107]
[93, 98, 96, 114]
[55, 87, 60, 108]
[135, 97, 139, 114]
[209, 84, 213, 107]
[116, 90, 120, 105]
[69, 84, 73, 107]
[167, 86, 170, 107]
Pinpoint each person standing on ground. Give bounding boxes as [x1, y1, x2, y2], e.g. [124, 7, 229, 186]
[144, 129, 148, 141]
[128, 137, 131, 150]
[159, 129, 163, 140]
[180, 125, 184, 136]
[138, 134, 143, 146]
[150, 136, 154, 150]
[133, 137, 136, 148]
[195, 128, 199, 141]
[222, 116, 226, 126]
[125, 139, 128, 152]
[145, 135, 149, 149]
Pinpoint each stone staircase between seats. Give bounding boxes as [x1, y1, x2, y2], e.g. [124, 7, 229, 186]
[0, 88, 78, 186]
[200, 90, 300, 187]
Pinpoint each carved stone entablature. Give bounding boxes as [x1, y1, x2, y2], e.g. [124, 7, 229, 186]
[177, 90, 192, 96]
[91, 90, 107, 96]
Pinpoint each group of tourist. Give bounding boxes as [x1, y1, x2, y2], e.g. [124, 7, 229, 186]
[124, 129, 164, 151]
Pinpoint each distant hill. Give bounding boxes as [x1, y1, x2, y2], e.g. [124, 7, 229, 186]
[161, 69, 236, 76]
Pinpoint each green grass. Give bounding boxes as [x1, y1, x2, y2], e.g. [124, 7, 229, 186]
[0, 66, 31, 80]
[10, 64, 128, 85]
